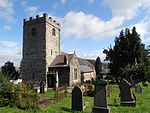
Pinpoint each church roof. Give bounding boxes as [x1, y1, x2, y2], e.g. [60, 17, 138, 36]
[49, 52, 95, 73]
[49, 53, 74, 68]
[77, 57, 95, 73]
[80, 65, 93, 73]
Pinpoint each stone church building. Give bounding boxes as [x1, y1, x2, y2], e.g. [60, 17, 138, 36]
[21, 13, 96, 88]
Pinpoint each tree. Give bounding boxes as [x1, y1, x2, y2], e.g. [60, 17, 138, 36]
[1, 61, 20, 80]
[103, 27, 149, 82]
[95, 56, 102, 78]
[142, 45, 150, 82]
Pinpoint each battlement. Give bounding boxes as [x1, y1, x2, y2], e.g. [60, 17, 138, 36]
[24, 13, 60, 28]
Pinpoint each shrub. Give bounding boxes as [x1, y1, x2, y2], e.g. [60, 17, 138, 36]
[0, 73, 40, 111]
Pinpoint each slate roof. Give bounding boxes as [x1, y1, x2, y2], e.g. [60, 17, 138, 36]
[77, 58, 95, 73]
[80, 65, 93, 73]
[49, 53, 74, 68]
[49, 52, 95, 73]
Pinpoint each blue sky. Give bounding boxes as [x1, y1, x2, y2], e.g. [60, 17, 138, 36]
[0, 0, 150, 67]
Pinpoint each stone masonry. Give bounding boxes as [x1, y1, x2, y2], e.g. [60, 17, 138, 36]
[21, 13, 60, 86]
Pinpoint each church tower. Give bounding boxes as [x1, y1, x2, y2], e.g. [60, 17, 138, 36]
[21, 13, 60, 85]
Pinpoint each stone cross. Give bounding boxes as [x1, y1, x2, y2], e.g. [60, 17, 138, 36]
[72, 86, 83, 111]
[119, 79, 136, 106]
[92, 79, 109, 113]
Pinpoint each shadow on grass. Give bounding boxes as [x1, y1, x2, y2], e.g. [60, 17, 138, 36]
[60, 107, 73, 112]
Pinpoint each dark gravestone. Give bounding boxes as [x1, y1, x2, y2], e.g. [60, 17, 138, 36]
[40, 81, 45, 94]
[92, 79, 109, 113]
[119, 79, 136, 106]
[135, 86, 142, 93]
[72, 86, 83, 111]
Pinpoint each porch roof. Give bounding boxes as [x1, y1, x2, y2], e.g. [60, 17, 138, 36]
[49, 53, 74, 68]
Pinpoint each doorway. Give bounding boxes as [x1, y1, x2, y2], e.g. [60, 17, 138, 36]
[47, 74, 56, 88]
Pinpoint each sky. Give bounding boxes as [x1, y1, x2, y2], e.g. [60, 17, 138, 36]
[0, 0, 150, 67]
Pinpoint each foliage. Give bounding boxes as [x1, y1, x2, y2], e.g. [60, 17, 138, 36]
[103, 27, 150, 82]
[0, 85, 150, 113]
[95, 56, 102, 78]
[0, 72, 13, 92]
[1, 61, 20, 80]
[0, 73, 40, 111]
[142, 45, 150, 82]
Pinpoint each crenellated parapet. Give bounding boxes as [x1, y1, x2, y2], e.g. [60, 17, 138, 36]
[23, 13, 60, 29]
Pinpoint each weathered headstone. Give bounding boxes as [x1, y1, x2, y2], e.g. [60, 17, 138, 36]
[135, 85, 142, 93]
[119, 79, 136, 106]
[83, 84, 93, 96]
[40, 81, 45, 94]
[72, 86, 83, 111]
[92, 79, 109, 113]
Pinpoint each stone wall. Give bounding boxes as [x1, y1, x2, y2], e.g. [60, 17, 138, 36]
[21, 13, 60, 85]
[82, 71, 96, 82]
[69, 54, 81, 87]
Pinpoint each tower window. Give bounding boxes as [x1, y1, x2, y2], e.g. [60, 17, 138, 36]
[32, 28, 36, 36]
[52, 28, 56, 36]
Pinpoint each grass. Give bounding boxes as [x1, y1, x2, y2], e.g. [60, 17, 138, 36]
[0, 84, 150, 113]
[40, 89, 55, 97]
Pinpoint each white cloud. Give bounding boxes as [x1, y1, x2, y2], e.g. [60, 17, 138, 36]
[102, 0, 150, 20]
[144, 38, 150, 42]
[130, 15, 150, 42]
[79, 49, 106, 61]
[61, 11, 124, 40]
[3, 25, 11, 30]
[0, 41, 21, 67]
[0, 47, 21, 67]
[0, 40, 17, 47]
[25, 6, 39, 16]
[0, 0, 15, 22]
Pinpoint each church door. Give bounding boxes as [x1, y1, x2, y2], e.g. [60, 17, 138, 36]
[47, 74, 56, 88]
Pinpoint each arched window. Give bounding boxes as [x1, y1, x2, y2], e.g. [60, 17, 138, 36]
[32, 28, 36, 36]
[52, 28, 56, 36]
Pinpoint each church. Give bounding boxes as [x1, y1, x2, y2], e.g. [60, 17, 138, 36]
[21, 13, 96, 88]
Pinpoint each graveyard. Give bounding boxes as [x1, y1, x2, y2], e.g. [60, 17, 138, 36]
[0, 82, 150, 113]
[0, 1, 150, 113]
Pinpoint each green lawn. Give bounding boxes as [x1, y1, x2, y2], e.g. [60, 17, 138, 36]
[0, 84, 150, 113]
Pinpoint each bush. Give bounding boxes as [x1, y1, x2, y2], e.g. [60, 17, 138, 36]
[0, 73, 40, 111]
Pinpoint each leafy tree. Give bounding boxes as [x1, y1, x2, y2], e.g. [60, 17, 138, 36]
[103, 27, 149, 82]
[95, 56, 102, 78]
[142, 45, 150, 81]
[1, 61, 20, 80]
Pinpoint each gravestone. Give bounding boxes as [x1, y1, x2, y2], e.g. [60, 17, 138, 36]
[92, 79, 109, 113]
[40, 81, 45, 94]
[72, 86, 83, 111]
[119, 79, 136, 106]
[135, 85, 142, 93]
[83, 84, 93, 96]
